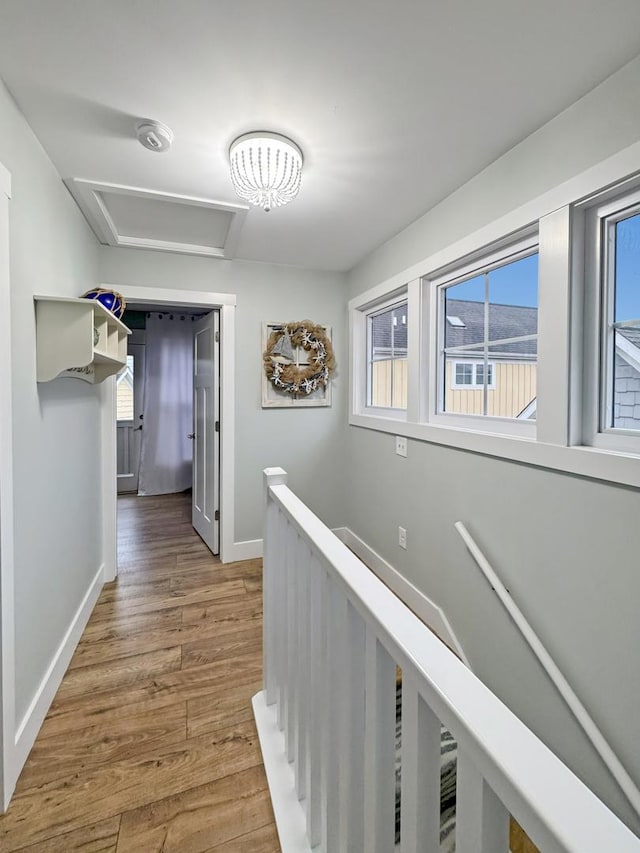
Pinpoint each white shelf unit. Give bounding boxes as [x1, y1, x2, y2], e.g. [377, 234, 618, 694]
[34, 296, 131, 383]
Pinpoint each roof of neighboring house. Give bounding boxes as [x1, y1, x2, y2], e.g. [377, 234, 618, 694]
[618, 327, 640, 348]
[370, 298, 539, 357]
[371, 311, 408, 352]
[445, 299, 538, 357]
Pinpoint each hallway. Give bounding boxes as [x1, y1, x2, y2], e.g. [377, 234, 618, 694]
[0, 493, 278, 851]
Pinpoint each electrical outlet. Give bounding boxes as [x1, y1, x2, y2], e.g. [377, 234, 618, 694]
[396, 436, 407, 457]
[398, 526, 407, 549]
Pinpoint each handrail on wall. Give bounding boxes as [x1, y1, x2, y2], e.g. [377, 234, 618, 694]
[455, 520, 640, 818]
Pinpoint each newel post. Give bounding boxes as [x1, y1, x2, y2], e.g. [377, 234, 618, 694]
[263, 468, 288, 706]
[263, 467, 288, 515]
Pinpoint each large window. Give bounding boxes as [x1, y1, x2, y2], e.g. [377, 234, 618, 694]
[367, 299, 408, 409]
[348, 165, 640, 488]
[438, 248, 538, 421]
[600, 202, 640, 433]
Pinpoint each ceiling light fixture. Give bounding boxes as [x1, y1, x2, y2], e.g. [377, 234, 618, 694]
[229, 131, 303, 212]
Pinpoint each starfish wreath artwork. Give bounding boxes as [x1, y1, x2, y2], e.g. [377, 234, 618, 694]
[263, 321, 336, 397]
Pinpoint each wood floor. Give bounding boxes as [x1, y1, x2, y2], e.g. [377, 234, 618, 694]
[0, 492, 279, 852]
[0, 492, 541, 852]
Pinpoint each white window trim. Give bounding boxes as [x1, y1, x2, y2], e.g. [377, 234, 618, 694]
[348, 139, 640, 490]
[355, 289, 409, 419]
[426, 233, 538, 439]
[583, 186, 640, 455]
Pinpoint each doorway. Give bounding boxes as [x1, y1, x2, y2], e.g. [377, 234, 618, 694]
[100, 286, 237, 581]
[114, 303, 220, 562]
[116, 342, 145, 495]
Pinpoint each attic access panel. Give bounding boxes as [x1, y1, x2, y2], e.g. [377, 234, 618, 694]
[65, 179, 248, 259]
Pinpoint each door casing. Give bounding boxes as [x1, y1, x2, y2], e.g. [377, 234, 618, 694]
[100, 286, 237, 582]
[192, 311, 220, 554]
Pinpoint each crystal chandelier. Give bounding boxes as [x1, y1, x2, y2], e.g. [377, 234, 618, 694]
[229, 131, 303, 212]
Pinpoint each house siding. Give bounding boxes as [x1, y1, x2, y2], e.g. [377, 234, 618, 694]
[614, 354, 640, 429]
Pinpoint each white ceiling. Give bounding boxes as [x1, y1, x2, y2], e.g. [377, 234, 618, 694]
[1, 0, 640, 272]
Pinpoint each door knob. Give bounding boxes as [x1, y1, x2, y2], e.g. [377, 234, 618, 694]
[187, 433, 196, 439]
[134, 425, 143, 432]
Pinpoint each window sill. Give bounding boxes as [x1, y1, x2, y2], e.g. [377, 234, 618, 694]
[362, 406, 407, 421]
[349, 412, 640, 488]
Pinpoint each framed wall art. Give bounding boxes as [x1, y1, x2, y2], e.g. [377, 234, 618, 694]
[262, 320, 335, 408]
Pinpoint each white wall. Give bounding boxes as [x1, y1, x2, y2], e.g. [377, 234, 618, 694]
[345, 56, 640, 832]
[99, 247, 348, 543]
[0, 80, 101, 747]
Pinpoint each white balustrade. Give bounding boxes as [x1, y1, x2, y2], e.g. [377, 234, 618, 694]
[253, 467, 640, 853]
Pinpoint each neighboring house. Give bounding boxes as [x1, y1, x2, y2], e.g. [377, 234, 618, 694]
[116, 356, 134, 421]
[614, 329, 640, 428]
[370, 304, 408, 408]
[370, 298, 539, 418]
[443, 298, 537, 419]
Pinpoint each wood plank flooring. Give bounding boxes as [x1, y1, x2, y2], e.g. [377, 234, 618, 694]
[0, 491, 541, 853]
[0, 492, 279, 852]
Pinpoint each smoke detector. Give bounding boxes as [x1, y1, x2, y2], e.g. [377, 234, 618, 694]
[135, 120, 173, 153]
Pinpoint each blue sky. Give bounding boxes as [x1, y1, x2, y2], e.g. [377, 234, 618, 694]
[444, 215, 639, 321]
[445, 253, 539, 308]
[615, 213, 640, 323]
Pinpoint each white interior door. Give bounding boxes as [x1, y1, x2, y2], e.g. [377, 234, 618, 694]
[192, 311, 220, 554]
[116, 343, 145, 494]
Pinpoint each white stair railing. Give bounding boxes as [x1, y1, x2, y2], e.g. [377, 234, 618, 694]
[253, 468, 640, 853]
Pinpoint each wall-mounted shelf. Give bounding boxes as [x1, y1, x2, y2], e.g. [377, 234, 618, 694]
[34, 296, 131, 383]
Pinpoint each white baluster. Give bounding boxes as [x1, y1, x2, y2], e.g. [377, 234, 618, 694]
[286, 528, 299, 763]
[341, 601, 366, 850]
[276, 510, 288, 733]
[322, 576, 348, 853]
[400, 675, 441, 853]
[263, 496, 278, 706]
[294, 534, 311, 801]
[262, 467, 287, 710]
[456, 746, 510, 853]
[363, 629, 397, 853]
[306, 554, 325, 847]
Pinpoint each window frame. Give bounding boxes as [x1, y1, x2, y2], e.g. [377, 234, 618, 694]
[348, 146, 640, 490]
[352, 287, 409, 421]
[427, 234, 538, 438]
[583, 185, 640, 454]
[366, 296, 409, 411]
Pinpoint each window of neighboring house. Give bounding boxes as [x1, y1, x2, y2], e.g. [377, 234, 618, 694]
[452, 361, 495, 389]
[367, 298, 408, 409]
[116, 354, 135, 421]
[437, 245, 538, 422]
[599, 201, 640, 435]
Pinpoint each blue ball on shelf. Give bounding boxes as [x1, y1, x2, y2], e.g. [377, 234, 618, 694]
[81, 289, 126, 319]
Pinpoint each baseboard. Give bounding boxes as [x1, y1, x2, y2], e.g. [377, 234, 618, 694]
[12, 564, 104, 782]
[225, 538, 263, 563]
[334, 527, 469, 666]
[252, 691, 313, 853]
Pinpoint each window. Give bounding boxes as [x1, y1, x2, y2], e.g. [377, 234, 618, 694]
[367, 299, 408, 409]
[438, 247, 538, 420]
[600, 201, 640, 434]
[350, 163, 640, 487]
[452, 361, 495, 389]
[117, 354, 135, 421]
